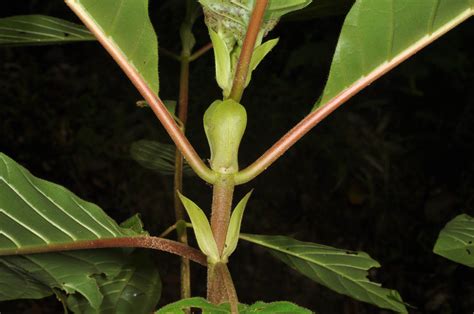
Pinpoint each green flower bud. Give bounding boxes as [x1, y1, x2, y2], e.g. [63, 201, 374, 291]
[204, 99, 247, 174]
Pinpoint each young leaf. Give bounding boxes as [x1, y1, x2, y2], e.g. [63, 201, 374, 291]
[178, 192, 220, 263]
[0, 15, 95, 46]
[199, 0, 312, 43]
[240, 233, 408, 313]
[65, 0, 160, 94]
[315, 0, 474, 110]
[209, 29, 232, 96]
[222, 191, 253, 260]
[245, 38, 279, 87]
[130, 140, 194, 176]
[156, 297, 313, 314]
[433, 214, 474, 267]
[1, 249, 161, 314]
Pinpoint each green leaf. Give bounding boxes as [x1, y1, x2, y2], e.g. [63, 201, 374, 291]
[0, 15, 95, 46]
[130, 140, 194, 176]
[245, 38, 279, 87]
[156, 297, 313, 314]
[209, 29, 232, 96]
[200, 0, 312, 43]
[315, 0, 474, 110]
[119, 214, 148, 235]
[240, 234, 407, 313]
[66, 0, 159, 94]
[201, 0, 311, 92]
[433, 214, 474, 267]
[0, 152, 144, 255]
[66, 250, 161, 313]
[1, 249, 161, 313]
[222, 191, 253, 260]
[0, 152, 161, 312]
[178, 193, 219, 263]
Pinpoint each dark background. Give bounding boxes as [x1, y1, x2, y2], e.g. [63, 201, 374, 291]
[1, 1, 473, 313]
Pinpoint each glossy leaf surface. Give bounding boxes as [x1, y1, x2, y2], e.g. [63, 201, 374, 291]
[156, 297, 312, 313]
[433, 214, 474, 267]
[66, 0, 159, 94]
[316, 0, 474, 109]
[0, 15, 94, 46]
[240, 233, 407, 313]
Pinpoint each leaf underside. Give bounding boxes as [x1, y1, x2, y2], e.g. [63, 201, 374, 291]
[240, 234, 407, 313]
[0, 152, 161, 312]
[156, 297, 313, 314]
[1, 249, 161, 313]
[67, 0, 159, 94]
[130, 140, 194, 176]
[433, 214, 474, 267]
[0, 15, 95, 46]
[0, 152, 144, 255]
[316, 0, 474, 109]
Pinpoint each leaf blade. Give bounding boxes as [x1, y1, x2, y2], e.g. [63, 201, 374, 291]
[316, 0, 474, 110]
[223, 191, 253, 259]
[0, 15, 94, 46]
[178, 193, 219, 262]
[240, 233, 407, 313]
[66, 0, 159, 94]
[433, 214, 474, 267]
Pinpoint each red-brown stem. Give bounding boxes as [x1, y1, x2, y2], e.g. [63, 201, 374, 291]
[207, 175, 235, 304]
[0, 237, 206, 266]
[210, 176, 235, 256]
[189, 42, 213, 62]
[218, 263, 239, 313]
[66, 1, 217, 184]
[175, 52, 192, 301]
[234, 8, 474, 185]
[228, 0, 269, 102]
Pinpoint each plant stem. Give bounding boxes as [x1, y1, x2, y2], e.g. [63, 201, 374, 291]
[66, 1, 217, 185]
[189, 42, 213, 62]
[210, 175, 235, 255]
[175, 46, 192, 302]
[1, 236, 207, 265]
[228, 0, 269, 102]
[218, 263, 239, 313]
[207, 262, 238, 311]
[234, 8, 474, 185]
[207, 175, 235, 303]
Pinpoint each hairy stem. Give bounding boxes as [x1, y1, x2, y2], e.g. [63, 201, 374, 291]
[207, 175, 235, 303]
[66, 1, 217, 184]
[228, 0, 269, 102]
[207, 262, 238, 310]
[0, 236, 207, 266]
[210, 175, 235, 255]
